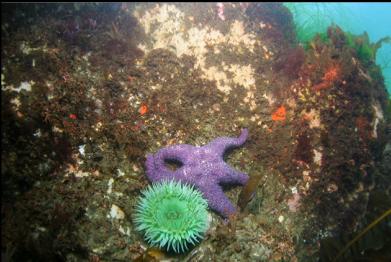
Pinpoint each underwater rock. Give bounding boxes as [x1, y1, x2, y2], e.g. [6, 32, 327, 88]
[249, 243, 272, 260]
[2, 2, 390, 261]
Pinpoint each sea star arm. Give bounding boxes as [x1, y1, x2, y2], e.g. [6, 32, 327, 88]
[155, 144, 194, 165]
[206, 129, 248, 155]
[202, 184, 237, 217]
[145, 144, 193, 182]
[145, 129, 250, 217]
[217, 164, 249, 185]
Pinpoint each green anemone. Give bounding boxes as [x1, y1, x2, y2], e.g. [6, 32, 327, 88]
[134, 180, 209, 253]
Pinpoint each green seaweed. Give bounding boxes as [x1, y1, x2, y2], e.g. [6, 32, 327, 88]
[319, 191, 391, 262]
[386, 98, 391, 121]
[284, 3, 352, 44]
[346, 32, 391, 64]
[334, 209, 391, 261]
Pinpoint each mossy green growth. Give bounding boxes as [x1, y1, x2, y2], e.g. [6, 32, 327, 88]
[386, 98, 391, 121]
[309, 31, 331, 49]
[284, 3, 351, 44]
[134, 180, 209, 253]
[346, 32, 391, 64]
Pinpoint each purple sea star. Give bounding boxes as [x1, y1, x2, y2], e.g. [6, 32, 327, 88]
[145, 129, 249, 217]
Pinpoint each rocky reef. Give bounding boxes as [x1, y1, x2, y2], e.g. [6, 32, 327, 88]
[2, 3, 390, 261]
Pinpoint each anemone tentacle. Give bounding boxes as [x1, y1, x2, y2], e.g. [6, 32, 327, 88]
[134, 180, 209, 253]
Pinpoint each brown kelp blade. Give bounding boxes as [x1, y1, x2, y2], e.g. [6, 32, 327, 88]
[237, 173, 263, 211]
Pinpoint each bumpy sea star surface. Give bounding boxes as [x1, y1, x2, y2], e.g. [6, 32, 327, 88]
[145, 129, 249, 217]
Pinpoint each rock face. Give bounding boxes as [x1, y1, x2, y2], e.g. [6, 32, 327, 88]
[1, 3, 390, 261]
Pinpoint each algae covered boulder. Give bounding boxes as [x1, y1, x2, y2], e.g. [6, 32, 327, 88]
[2, 3, 390, 261]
